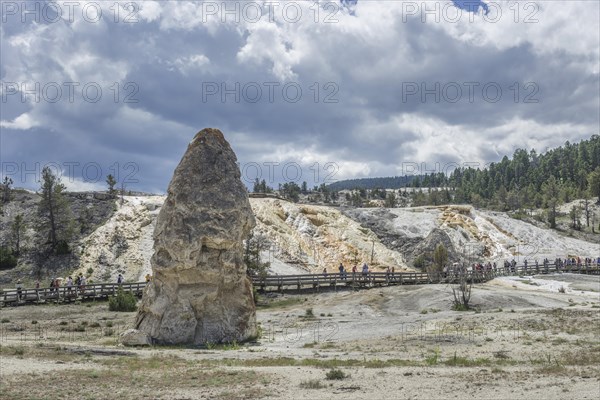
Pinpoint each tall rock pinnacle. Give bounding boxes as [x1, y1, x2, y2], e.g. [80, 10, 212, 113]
[134, 128, 257, 345]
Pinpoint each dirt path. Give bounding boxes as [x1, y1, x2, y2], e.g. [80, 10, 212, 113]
[1, 274, 599, 399]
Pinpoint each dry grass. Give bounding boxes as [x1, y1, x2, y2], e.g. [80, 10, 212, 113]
[1, 353, 272, 400]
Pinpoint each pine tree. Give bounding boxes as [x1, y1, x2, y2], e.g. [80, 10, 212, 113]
[2, 176, 13, 203]
[569, 206, 582, 230]
[433, 243, 448, 272]
[106, 174, 117, 196]
[542, 176, 559, 229]
[301, 181, 308, 194]
[588, 167, 600, 202]
[252, 178, 261, 193]
[582, 190, 591, 227]
[38, 167, 74, 254]
[384, 192, 397, 208]
[244, 232, 270, 277]
[10, 214, 27, 256]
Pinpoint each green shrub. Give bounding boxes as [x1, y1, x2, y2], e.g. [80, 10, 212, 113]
[0, 246, 17, 270]
[413, 254, 426, 269]
[108, 288, 138, 312]
[325, 368, 348, 380]
[55, 240, 71, 255]
[452, 303, 470, 311]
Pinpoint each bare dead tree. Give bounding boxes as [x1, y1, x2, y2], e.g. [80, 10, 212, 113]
[452, 263, 472, 311]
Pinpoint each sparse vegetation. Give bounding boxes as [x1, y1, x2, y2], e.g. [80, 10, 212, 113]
[444, 353, 491, 367]
[299, 379, 326, 389]
[425, 348, 440, 366]
[325, 368, 349, 380]
[0, 352, 270, 399]
[108, 288, 138, 312]
[1, 270, 599, 399]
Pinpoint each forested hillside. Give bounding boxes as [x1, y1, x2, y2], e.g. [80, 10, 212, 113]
[327, 175, 416, 190]
[445, 136, 600, 210]
[329, 136, 600, 215]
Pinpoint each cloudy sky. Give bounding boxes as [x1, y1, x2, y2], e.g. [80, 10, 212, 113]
[1, 0, 598, 193]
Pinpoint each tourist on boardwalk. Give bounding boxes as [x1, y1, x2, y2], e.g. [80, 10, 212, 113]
[145, 274, 152, 282]
[35, 280, 40, 289]
[386, 266, 391, 280]
[66, 276, 73, 295]
[322, 268, 328, 277]
[53, 278, 61, 296]
[362, 263, 369, 279]
[338, 263, 347, 280]
[16, 280, 22, 301]
[79, 275, 87, 295]
[352, 265, 357, 280]
[117, 273, 124, 284]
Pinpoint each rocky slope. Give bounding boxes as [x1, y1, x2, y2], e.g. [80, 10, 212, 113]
[72, 196, 163, 283]
[250, 198, 410, 273]
[344, 205, 599, 265]
[2, 194, 598, 286]
[0, 190, 116, 284]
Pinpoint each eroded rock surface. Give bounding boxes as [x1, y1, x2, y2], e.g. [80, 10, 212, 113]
[134, 128, 257, 345]
[120, 329, 151, 346]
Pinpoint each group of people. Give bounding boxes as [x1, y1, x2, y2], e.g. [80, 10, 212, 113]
[55, 273, 88, 295]
[321, 262, 396, 281]
[441, 255, 600, 276]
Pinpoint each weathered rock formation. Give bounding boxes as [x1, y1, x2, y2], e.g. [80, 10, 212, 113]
[134, 128, 257, 345]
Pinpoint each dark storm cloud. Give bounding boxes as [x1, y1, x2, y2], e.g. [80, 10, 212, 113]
[1, 1, 598, 191]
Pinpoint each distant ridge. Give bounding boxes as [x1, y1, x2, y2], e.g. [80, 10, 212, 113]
[327, 175, 416, 191]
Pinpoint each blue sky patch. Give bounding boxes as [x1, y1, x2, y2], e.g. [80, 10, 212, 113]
[452, 0, 490, 14]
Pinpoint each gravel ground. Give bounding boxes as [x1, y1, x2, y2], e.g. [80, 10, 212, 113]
[1, 274, 599, 399]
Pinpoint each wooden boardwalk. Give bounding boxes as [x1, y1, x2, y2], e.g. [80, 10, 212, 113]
[252, 263, 600, 292]
[1, 282, 148, 307]
[1, 263, 598, 307]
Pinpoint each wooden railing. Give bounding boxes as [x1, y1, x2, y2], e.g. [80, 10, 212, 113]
[250, 262, 599, 291]
[1, 262, 598, 306]
[0, 282, 147, 307]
